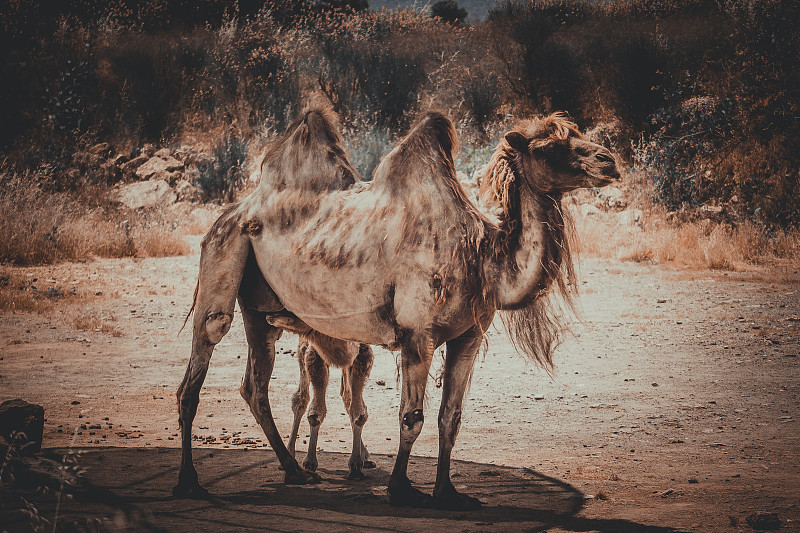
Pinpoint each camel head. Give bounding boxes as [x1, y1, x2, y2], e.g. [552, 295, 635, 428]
[503, 112, 621, 193]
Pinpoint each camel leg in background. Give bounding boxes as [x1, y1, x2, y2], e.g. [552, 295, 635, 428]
[174, 217, 250, 499]
[388, 335, 434, 507]
[341, 343, 375, 480]
[302, 346, 329, 472]
[432, 325, 486, 510]
[287, 340, 311, 458]
[239, 306, 320, 484]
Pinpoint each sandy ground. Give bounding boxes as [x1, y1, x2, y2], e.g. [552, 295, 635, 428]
[1, 238, 799, 532]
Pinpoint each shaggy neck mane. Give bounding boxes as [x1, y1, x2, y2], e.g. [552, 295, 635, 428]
[481, 142, 577, 371]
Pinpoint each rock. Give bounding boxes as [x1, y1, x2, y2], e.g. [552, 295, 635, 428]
[174, 146, 213, 167]
[596, 186, 627, 210]
[154, 147, 172, 158]
[174, 180, 203, 202]
[113, 153, 130, 166]
[168, 202, 220, 229]
[140, 143, 156, 157]
[88, 142, 112, 157]
[98, 160, 121, 183]
[0, 399, 44, 455]
[700, 204, 725, 221]
[147, 169, 181, 184]
[120, 154, 150, 175]
[617, 209, 643, 226]
[135, 155, 185, 180]
[115, 180, 177, 209]
[745, 512, 781, 530]
[580, 204, 603, 218]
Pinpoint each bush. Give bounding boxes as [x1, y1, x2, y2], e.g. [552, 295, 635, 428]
[461, 73, 501, 137]
[0, 0, 797, 230]
[612, 32, 675, 131]
[319, 41, 425, 129]
[431, 0, 468, 24]
[195, 132, 249, 203]
[634, 94, 735, 210]
[343, 125, 391, 180]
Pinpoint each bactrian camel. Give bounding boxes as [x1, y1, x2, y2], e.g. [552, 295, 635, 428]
[286, 339, 376, 479]
[174, 107, 620, 510]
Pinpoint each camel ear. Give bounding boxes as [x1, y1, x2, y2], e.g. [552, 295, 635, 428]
[504, 131, 529, 153]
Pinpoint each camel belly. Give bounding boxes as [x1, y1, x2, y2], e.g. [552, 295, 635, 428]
[250, 243, 397, 345]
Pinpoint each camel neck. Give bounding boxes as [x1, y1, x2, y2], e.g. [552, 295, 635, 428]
[490, 182, 567, 310]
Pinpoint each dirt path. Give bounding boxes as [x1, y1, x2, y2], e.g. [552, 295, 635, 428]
[1, 241, 799, 532]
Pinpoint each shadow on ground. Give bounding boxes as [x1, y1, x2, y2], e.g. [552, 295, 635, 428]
[1, 447, 689, 532]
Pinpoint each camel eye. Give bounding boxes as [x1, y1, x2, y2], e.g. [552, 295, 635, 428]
[596, 153, 613, 163]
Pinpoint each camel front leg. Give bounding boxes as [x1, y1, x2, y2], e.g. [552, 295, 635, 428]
[303, 346, 329, 472]
[388, 336, 434, 507]
[239, 307, 320, 485]
[342, 343, 375, 480]
[432, 327, 484, 510]
[287, 340, 311, 458]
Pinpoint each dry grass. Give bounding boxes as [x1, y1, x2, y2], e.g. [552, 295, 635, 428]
[131, 225, 191, 257]
[0, 271, 81, 313]
[573, 204, 800, 271]
[1, 173, 191, 265]
[72, 311, 123, 337]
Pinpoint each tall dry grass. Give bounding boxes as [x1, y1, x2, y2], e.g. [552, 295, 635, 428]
[0, 270, 82, 313]
[0, 174, 189, 266]
[573, 206, 800, 271]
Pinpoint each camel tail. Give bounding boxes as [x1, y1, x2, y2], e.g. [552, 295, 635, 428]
[179, 278, 199, 335]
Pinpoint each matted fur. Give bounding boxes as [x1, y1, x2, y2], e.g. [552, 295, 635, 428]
[259, 105, 359, 192]
[480, 113, 581, 370]
[383, 111, 496, 319]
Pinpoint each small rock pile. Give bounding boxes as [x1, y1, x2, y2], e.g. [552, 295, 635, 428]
[114, 144, 206, 209]
[70, 142, 211, 209]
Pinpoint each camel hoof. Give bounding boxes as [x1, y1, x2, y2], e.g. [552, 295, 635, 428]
[363, 459, 376, 469]
[284, 466, 322, 485]
[432, 489, 483, 511]
[347, 469, 366, 481]
[388, 479, 433, 508]
[172, 481, 212, 500]
[302, 459, 318, 472]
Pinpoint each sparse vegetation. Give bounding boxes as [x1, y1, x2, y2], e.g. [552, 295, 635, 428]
[0, 173, 189, 266]
[0, 0, 797, 268]
[73, 311, 123, 336]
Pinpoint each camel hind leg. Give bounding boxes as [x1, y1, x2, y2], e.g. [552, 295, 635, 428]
[239, 306, 320, 484]
[302, 345, 329, 472]
[287, 340, 311, 458]
[342, 343, 375, 480]
[174, 209, 250, 499]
